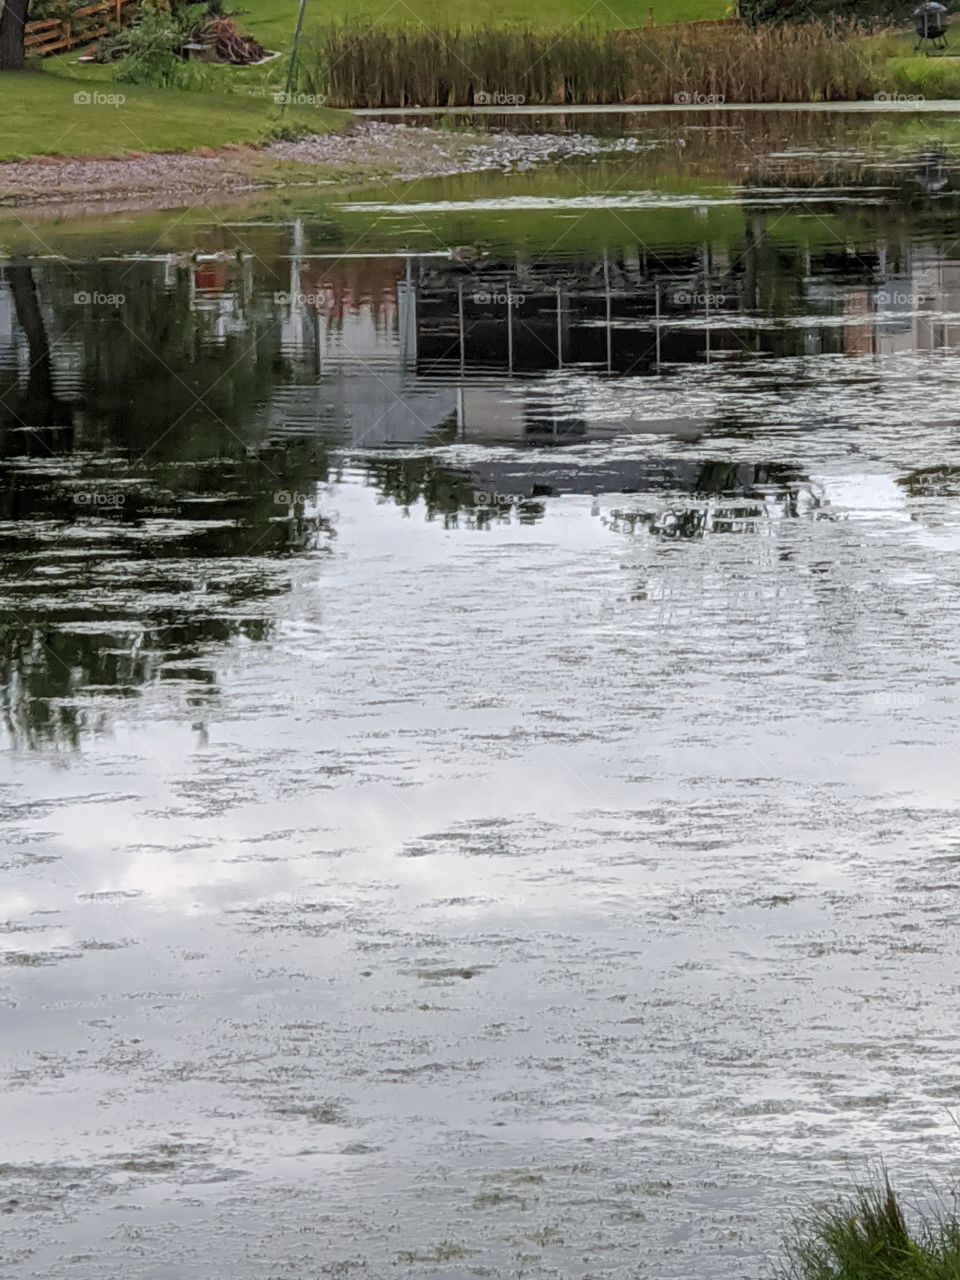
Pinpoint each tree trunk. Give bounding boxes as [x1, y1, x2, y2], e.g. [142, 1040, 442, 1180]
[0, 0, 30, 71]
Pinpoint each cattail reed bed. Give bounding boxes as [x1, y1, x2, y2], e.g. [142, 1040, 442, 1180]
[305, 21, 890, 109]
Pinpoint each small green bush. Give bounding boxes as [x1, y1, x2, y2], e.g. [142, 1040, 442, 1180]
[115, 2, 216, 90]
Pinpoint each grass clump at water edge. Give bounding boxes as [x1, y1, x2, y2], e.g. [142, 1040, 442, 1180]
[303, 20, 894, 108]
[775, 1174, 960, 1280]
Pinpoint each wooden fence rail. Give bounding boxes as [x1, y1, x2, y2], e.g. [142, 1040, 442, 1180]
[25, 0, 137, 57]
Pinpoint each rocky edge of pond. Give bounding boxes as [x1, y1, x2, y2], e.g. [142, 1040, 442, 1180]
[0, 121, 644, 215]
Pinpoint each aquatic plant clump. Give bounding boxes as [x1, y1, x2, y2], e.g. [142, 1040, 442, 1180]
[776, 1177, 960, 1280]
[307, 20, 891, 108]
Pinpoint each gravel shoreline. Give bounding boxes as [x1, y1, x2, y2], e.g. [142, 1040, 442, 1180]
[0, 121, 639, 217]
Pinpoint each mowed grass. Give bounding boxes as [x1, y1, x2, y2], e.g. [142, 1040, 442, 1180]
[0, 67, 342, 161]
[233, 0, 731, 54]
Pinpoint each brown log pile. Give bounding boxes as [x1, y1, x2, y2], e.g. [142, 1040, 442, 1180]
[196, 16, 266, 64]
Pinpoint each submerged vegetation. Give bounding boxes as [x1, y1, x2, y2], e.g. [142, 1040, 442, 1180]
[306, 19, 893, 108]
[777, 1176, 960, 1280]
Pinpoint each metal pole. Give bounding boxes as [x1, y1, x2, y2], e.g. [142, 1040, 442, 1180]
[283, 0, 310, 113]
[655, 279, 661, 370]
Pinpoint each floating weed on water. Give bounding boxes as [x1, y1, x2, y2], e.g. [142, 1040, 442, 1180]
[413, 964, 491, 981]
[473, 1187, 527, 1209]
[397, 1241, 467, 1263]
[276, 1099, 351, 1125]
[1, 950, 81, 966]
[528, 1223, 563, 1246]
[472, 1168, 546, 1211]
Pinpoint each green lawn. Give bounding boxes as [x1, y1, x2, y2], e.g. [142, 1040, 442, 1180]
[0, 67, 342, 160]
[235, 0, 731, 54]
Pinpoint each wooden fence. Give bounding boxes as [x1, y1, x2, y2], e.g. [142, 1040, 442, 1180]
[25, 0, 137, 57]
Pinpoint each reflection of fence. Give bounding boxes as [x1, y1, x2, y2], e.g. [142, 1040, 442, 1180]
[26, 0, 136, 57]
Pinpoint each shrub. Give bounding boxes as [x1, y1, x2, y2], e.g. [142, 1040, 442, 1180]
[114, 1, 216, 88]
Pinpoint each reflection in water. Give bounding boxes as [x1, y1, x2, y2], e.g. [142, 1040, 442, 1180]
[0, 262, 334, 747]
[8, 121, 960, 1280]
[6, 188, 960, 746]
[609, 477, 835, 540]
[3, 135, 960, 747]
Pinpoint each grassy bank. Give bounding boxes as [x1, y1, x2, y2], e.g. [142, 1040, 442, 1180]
[0, 67, 342, 161]
[886, 55, 960, 99]
[307, 20, 889, 108]
[777, 1177, 960, 1280]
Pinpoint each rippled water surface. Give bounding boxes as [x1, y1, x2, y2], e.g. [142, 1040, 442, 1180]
[5, 109, 960, 1279]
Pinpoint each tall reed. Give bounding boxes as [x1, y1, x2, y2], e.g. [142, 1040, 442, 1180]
[303, 21, 891, 109]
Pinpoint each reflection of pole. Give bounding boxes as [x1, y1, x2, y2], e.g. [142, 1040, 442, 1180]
[458, 279, 465, 375]
[604, 249, 612, 373]
[702, 239, 710, 366]
[289, 216, 304, 350]
[705, 284, 711, 364]
[313, 309, 321, 375]
[507, 281, 514, 374]
[556, 283, 563, 369]
[655, 279, 661, 370]
[398, 256, 416, 373]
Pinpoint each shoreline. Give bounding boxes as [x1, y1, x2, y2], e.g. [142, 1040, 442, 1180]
[2, 96, 956, 220]
[0, 120, 636, 219]
[355, 98, 960, 115]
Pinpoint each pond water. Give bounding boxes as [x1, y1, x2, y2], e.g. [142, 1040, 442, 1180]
[4, 109, 960, 1280]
